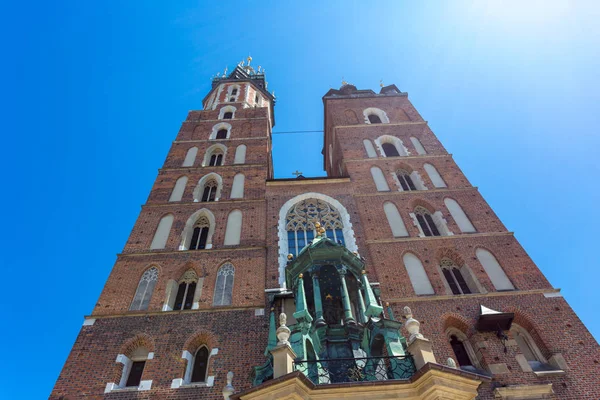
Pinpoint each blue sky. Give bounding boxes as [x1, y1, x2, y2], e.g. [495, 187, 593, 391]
[1, 1, 599, 398]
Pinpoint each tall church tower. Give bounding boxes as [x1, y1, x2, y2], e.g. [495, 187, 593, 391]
[52, 67, 600, 400]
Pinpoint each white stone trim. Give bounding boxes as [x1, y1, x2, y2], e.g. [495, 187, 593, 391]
[171, 378, 183, 389]
[211, 84, 225, 110]
[83, 318, 96, 326]
[410, 171, 427, 190]
[363, 107, 390, 124]
[180, 346, 218, 386]
[193, 173, 223, 202]
[255, 308, 265, 316]
[374, 135, 409, 157]
[218, 105, 237, 120]
[277, 193, 358, 286]
[202, 144, 227, 167]
[433, 211, 453, 236]
[227, 84, 241, 103]
[104, 382, 117, 393]
[139, 380, 152, 391]
[179, 208, 216, 250]
[409, 212, 424, 237]
[544, 292, 562, 298]
[209, 122, 232, 140]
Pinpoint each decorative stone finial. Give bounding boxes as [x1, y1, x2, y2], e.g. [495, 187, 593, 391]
[279, 313, 287, 326]
[447, 357, 457, 369]
[276, 313, 291, 345]
[222, 371, 235, 399]
[403, 306, 424, 344]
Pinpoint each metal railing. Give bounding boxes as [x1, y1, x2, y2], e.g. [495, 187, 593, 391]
[294, 354, 416, 385]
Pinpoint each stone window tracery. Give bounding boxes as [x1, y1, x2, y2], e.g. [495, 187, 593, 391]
[213, 263, 235, 306]
[285, 199, 345, 255]
[201, 179, 218, 202]
[414, 206, 440, 237]
[440, 258, 471, 295]
[130, 267, 159, 311]
[174, 270, 198, 311]
[396, 169, 416, 191]
[190, 217, 210, 250]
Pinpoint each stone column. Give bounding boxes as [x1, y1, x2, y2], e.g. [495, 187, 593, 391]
[338, 268, 356, 325]
[357, 289, 367, 324]
[311, 267, 326, 327]
[404, 306, 437, 370]
[270, 313, 297, 379]
[293, 273, 313, 323]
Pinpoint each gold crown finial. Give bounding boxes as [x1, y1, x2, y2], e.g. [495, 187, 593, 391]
[247, 55, 252, 65]
[299, 273, 303, 279]
[342, 79, 347, 85]
[380, 80, 384, 88]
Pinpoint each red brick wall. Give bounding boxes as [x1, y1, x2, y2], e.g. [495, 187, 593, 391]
[52, 85, 600, 400]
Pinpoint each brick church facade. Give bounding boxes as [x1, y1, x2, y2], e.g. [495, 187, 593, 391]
[52, 59, 600, 399]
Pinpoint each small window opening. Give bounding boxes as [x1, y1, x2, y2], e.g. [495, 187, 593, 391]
[450, 335, 473, 367]
[209, 153, 223, 166]
[126, 361, 146, 387]
[381, 143, 400, 157]
[368, 114, 382, 124]
[231, 88, 238, 95]
[191, 347, 209, 383]
[397, 169, 416, 191]
[415, 207, 440, 237]
[223, 112, 233, 120]
[201, 180, 218, 202]
[216, 129, 228, 139]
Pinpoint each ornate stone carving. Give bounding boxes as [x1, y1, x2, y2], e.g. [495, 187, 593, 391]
[276, 313, 291, 345]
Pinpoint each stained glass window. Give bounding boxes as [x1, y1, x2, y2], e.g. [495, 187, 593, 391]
[285, 199, 345, 256]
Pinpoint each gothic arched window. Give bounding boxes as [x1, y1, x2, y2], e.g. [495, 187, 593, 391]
[190, 216, 210, 250]
[191, 346, 210, 382]
[414, 206, 440, 237]
[368, 114, 382, 124]
[201, 179, 218, 202]
[396, 169, 416, 191]
[209, 151, 223, 166]
[173, 270, 198, 310]
[213, 263, 235, 306]
[440, 258, 471, 295]
[216, 129, 228, 139]
[285, 199, 345, 256]
[129, 267, 159, 311]
[450, 335, 473, 366]
[381, 143, 400, 157]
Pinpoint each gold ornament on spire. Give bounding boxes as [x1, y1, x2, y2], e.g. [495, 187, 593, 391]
[247, 55, 252, 65]
[380, 80, 384, 88]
